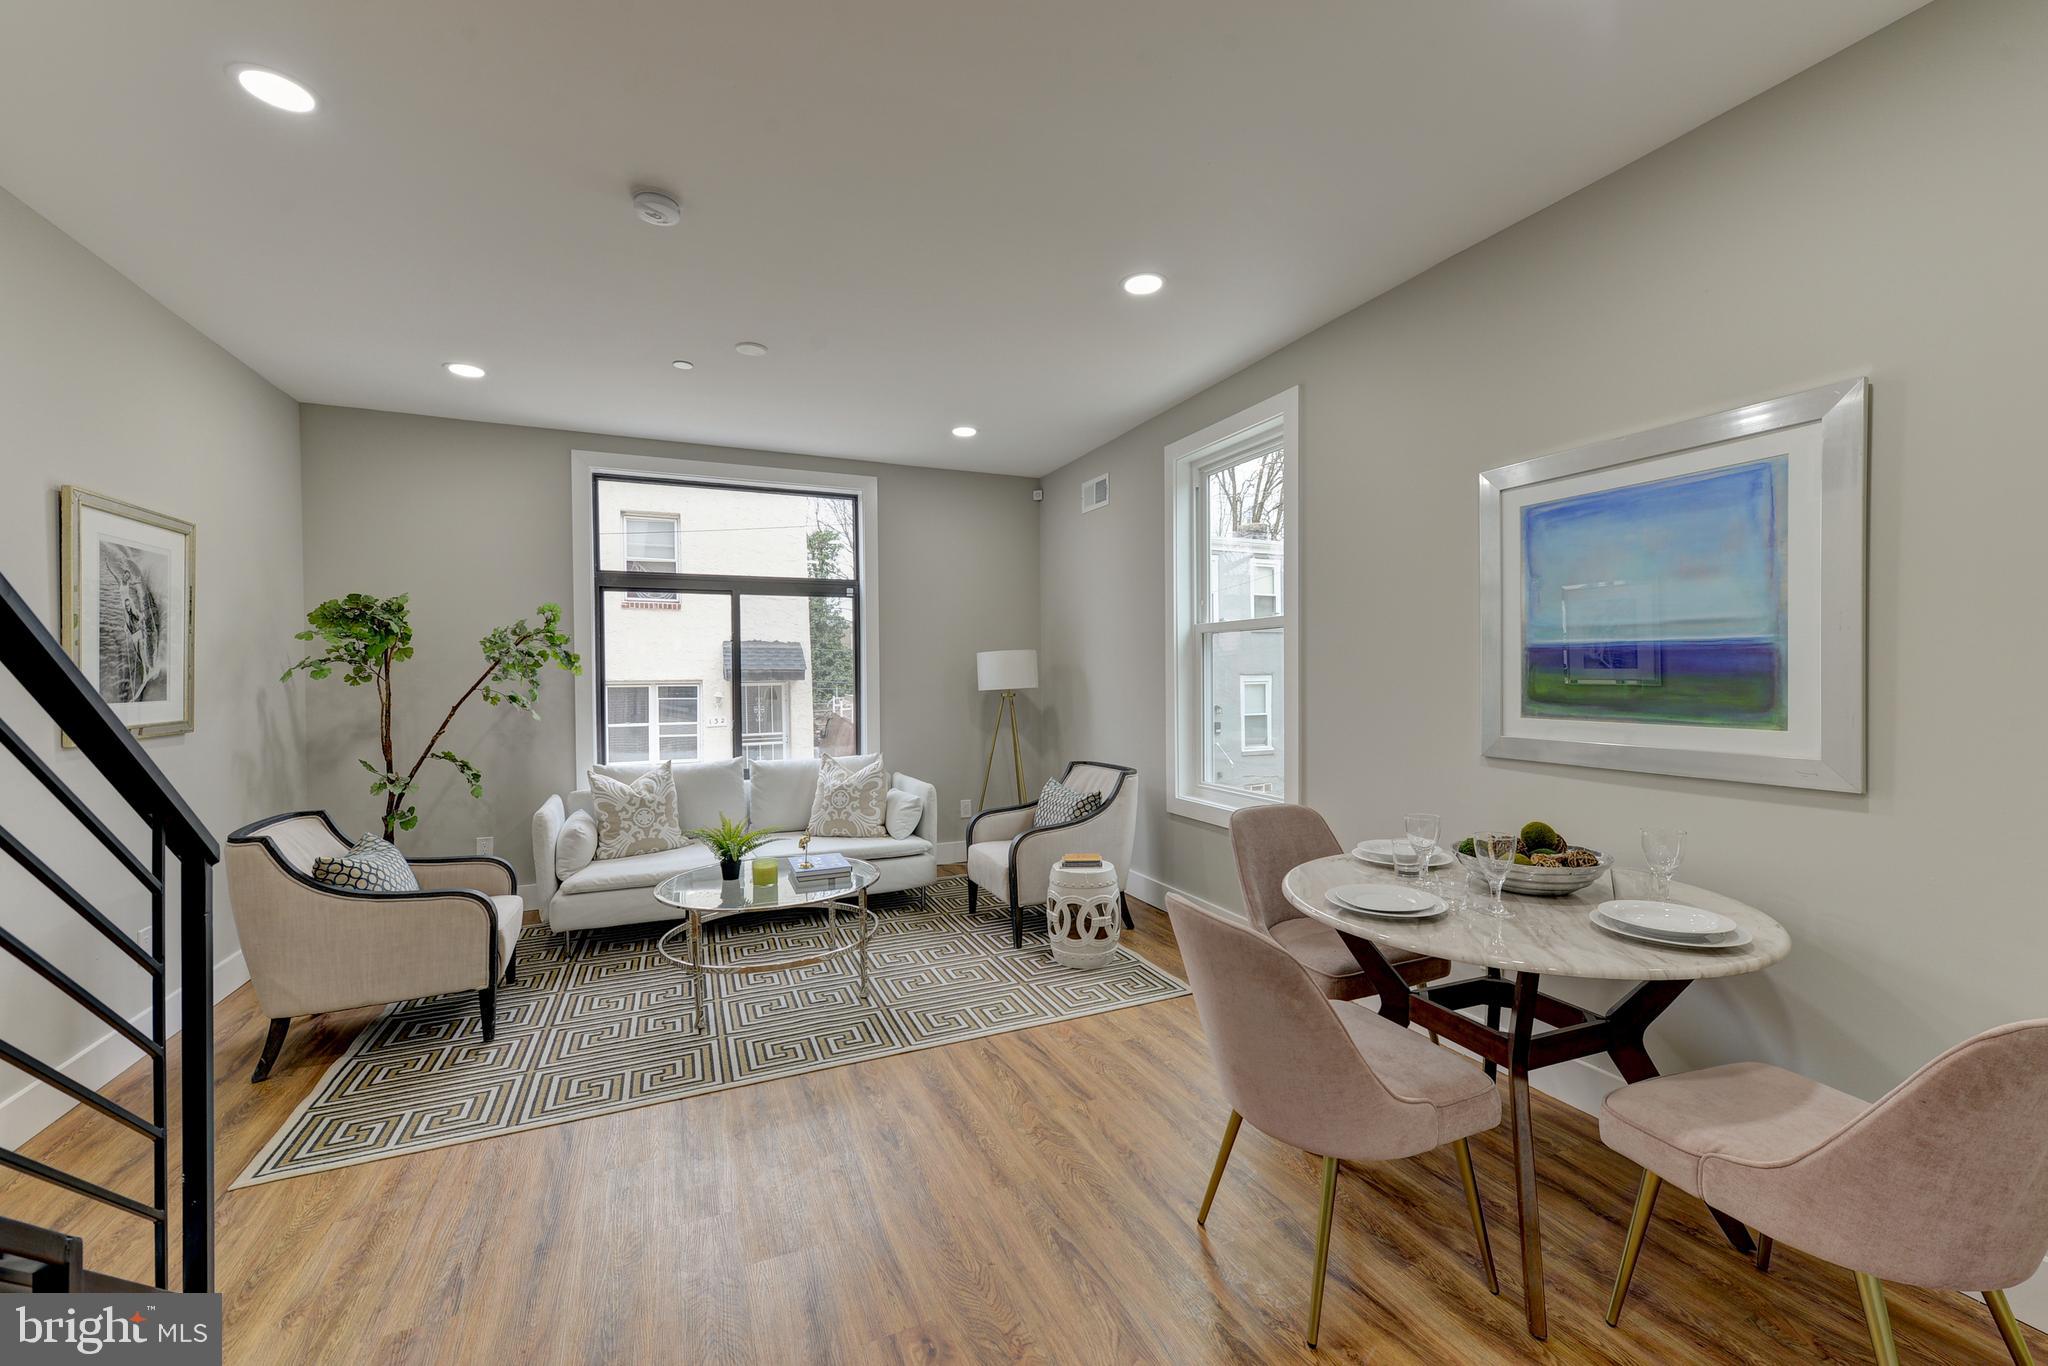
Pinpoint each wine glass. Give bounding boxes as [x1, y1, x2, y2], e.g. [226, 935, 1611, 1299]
[1403, 813, 1441, 888]
[1470, 831, 1518, 918]
[1640, 827, 1687, 901]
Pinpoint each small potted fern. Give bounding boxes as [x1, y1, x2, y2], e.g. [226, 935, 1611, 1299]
[689, 814, 770, 882]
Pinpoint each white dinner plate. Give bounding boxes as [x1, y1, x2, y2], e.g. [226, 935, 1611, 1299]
[1327, 885, 1445, 918]
[1351, 839, 1456, 869]
[1597, 899, 1737, 941]
[1590, 909, 1751, 950]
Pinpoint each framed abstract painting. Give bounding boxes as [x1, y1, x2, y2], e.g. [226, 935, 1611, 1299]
[59, 486, 197, 741]
[1478, 379, 1867, 792]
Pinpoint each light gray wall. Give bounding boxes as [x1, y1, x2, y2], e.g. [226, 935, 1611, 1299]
[298, 405, 1043, 878]
[0, 186, 304, 1138]
[1039, 0, 2048, 1100]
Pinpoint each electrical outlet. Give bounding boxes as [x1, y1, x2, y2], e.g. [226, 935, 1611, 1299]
[476, 836, 495, 856]
[958, 798, 973, 819]
[137, 923, 151, 951]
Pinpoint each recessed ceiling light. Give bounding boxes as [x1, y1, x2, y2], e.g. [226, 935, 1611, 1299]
[232, 65, 316, 114]
[1122, 272, 1165, 296]
[952, 426, 978, 438]
[734, 342, 768, 357]
[671, 359, 694, 370]
[444, 362, 486, 379]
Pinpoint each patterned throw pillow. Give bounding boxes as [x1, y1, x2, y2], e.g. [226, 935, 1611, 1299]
[1034, 777, 1105, 828]
[590, 761, 685, 860]
[808, 754, 888, 837]
[311, 835, 419, 893]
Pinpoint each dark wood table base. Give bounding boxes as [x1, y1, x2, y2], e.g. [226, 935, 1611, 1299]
[1339, 936, 1753, 1339]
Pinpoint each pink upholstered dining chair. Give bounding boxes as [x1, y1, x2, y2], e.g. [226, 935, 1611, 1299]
[1165, 894, 1501, 1347]
[1229, 804, 1448, 1001]
[1601, 1020, 2048, 1364]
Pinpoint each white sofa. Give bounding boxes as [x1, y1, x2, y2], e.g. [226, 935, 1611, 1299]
[531, 756, 939, 933]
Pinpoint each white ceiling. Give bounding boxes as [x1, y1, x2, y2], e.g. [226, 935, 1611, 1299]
[0, 1, 1924, 477]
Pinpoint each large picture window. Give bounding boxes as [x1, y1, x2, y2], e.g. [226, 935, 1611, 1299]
[583, 471, 864, 768]
[1166, 388, 1299, 826]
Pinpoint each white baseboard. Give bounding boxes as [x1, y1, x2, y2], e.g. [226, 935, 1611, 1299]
[936, 839, 966, 864]
[517, 880, 541, 910]
[0, 948, 249, 1151]
[1126, 867, 1239, 922]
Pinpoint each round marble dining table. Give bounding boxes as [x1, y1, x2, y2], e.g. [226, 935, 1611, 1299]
[1282, 852, 1791, 1341]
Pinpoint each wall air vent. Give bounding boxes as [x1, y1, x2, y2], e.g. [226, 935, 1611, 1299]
[1080, 474, 1110, 513]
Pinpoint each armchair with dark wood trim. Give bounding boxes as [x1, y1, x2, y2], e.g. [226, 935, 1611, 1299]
[225, 811, 523, 1082]
[965, 760, 1138, 947]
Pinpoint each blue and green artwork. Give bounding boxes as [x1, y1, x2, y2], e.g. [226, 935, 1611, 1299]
[1521, 456, 1787, 730]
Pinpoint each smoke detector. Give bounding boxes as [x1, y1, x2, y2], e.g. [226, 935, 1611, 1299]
[631, 189, 682, 227]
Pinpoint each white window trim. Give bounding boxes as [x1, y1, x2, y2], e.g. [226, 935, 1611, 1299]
[621, 513, 681, 600]
[570, 449, 881, 783]
[602, 680, 703, 762]
[1240, 674, 1274, 754]
[1164, 387, 1300, 827]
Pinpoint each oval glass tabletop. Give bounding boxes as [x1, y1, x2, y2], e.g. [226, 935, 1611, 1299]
[655, 856, 880, 915]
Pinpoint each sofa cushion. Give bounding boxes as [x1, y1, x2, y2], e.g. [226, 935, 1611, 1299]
[675, 757, 747, 832]
[885, 788, 923, 840]
[556, 809, 599, 878]
[754, 834, 932, 862]
[590, 762, 685, 859]
[558, 842, 719, 896]
[809, 753, 888, 837]
[748, 758, 818, 832]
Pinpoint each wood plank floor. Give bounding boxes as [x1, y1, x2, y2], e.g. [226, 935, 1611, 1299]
[2, 876, 2037, 1363]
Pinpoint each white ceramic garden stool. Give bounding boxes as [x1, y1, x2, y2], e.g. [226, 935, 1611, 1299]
[1046, 860, 1121, 970]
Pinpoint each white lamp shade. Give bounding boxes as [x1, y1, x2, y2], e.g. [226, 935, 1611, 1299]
[977, 649, 1039, 692]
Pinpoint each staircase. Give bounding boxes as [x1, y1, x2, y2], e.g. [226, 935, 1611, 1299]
[0, 570, 218, 1291]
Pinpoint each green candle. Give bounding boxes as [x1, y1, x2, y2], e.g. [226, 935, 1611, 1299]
[752, 856, 780, 888]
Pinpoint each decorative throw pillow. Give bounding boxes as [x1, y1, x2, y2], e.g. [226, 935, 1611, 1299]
[311, 835, 419, 893]
[884, 788, 923, 840]
[808, 754, 888, 837]
[1034, 778, 1105, 828]
[556, 808, 600, 878]
[590, 761, 685, 859]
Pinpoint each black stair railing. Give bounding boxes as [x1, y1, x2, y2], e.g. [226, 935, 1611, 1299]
[0, 569, 218, 1291]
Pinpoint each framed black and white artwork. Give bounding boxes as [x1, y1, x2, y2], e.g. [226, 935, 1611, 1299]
[59, 486, 196, 740]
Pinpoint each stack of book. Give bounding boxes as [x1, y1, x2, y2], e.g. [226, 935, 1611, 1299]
[1060, 852, 1105, 869]
[789, 851, 853, 886]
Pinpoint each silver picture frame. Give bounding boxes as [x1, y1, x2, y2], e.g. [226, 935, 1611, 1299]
[59, 486, 197, 742]
[1478, 379, 1867, 793]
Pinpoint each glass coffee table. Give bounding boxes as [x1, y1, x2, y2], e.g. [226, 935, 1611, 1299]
[654, 857, 881, 1033]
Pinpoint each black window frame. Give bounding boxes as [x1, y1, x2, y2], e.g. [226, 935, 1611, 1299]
[590, 473, 863, 765]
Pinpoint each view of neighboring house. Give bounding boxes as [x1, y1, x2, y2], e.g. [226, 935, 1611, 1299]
[1202, 445, 1286, 797]
[594, 477, 859, 765]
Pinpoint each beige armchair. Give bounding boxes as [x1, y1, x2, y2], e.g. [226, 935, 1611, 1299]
[226, 811, 524, 1082]
[965, 760, 1137, 947]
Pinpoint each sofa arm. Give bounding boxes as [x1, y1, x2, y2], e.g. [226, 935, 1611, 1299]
[890, 772, 939, 845]
[531, 794, 566, 904]
[410, 854, 517, 898]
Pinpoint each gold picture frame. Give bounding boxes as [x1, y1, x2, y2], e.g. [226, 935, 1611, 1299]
[59, 486, 196, 741]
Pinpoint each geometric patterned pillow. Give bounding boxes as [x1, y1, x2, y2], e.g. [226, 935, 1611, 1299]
[310, 835, 420, 893]
[1033, 778, 1104, 829]
[589, 761, 685, 860]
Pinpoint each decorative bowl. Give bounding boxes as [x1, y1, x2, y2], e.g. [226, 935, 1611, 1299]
[1456, 847, 1612, 898]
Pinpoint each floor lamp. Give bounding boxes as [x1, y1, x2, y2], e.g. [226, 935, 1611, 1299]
[976, 649, 1038, 808]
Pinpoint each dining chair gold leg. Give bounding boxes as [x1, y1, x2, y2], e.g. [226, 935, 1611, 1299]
[1605, 1169, 1663, 1327]
[1196, 1110, 1242, 1227]
[1306, 1155, 1339, 1348]
[1452, 1138, 1499, 1295]
[1986, 1289, 2036, 1366]
[1754, 1233, 1774, 1274]
[1856, 1271, 1901, 1366]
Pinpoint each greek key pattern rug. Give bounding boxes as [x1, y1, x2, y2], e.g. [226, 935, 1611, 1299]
[233, 876, 1185, 1186]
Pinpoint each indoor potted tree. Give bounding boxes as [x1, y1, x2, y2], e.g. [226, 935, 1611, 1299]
[282, 592, 579, 839]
